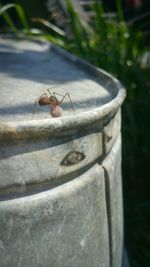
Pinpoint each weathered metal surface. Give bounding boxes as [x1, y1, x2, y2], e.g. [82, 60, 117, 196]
[0, 129, 103, 194]
[0, 37, 126, 267]
[0, 38, 125, 123]
[103, 110, 121, 155]
[0, 164, 110, 267]
[102, 135, 123, 267]
[0, 39, 109, 122]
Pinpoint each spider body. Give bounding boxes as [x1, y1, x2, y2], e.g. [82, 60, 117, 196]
[32, 87, 74, 118]
[51, 105, 63, 117]
[38, 95, 59, 106]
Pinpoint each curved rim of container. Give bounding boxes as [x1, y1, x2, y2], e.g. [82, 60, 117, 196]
[0, 85, 125, 142]
[0, 41, 126, 141]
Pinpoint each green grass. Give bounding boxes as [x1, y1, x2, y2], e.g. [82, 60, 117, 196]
[0, 2, 30, 34]
[0, 1, 150, 266]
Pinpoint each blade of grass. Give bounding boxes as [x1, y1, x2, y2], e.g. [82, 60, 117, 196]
[116, 0, 124, 22]
[93, 0, 106, 38]
[0, 2, 17, 33]
[65, 0, 86, 56]
[42, 33, 65, 46]
[31, 18, 66, 37]
[14, 3, 29, 33]
[0, 3, 29, 33]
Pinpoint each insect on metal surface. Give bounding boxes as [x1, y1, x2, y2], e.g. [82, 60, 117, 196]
[32, 86, 75, 118]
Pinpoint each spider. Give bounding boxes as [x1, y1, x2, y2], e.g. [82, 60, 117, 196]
[32, 86, 75, 118]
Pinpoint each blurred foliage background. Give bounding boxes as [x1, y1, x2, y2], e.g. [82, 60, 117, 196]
[0, 0, 150, 266]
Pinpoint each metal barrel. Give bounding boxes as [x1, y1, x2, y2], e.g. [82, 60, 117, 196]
[0, 38, 126, 267]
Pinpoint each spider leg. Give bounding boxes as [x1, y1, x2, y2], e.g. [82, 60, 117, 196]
[32, 93, 49, 119]
[47, 88, 53, 96]
[47, 85, 71, 97]
[53, 92, 75, 113]
[32, 101, 38, 119]
[47, 85, 65, 92]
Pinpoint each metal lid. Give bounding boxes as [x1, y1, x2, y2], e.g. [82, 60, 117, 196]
[0, 37, 126, 141]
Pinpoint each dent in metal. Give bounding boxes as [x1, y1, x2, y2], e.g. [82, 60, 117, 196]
[60, 151, 85, 166]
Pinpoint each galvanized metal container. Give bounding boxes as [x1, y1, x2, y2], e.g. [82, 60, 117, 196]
[0, 37, 126, 267]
